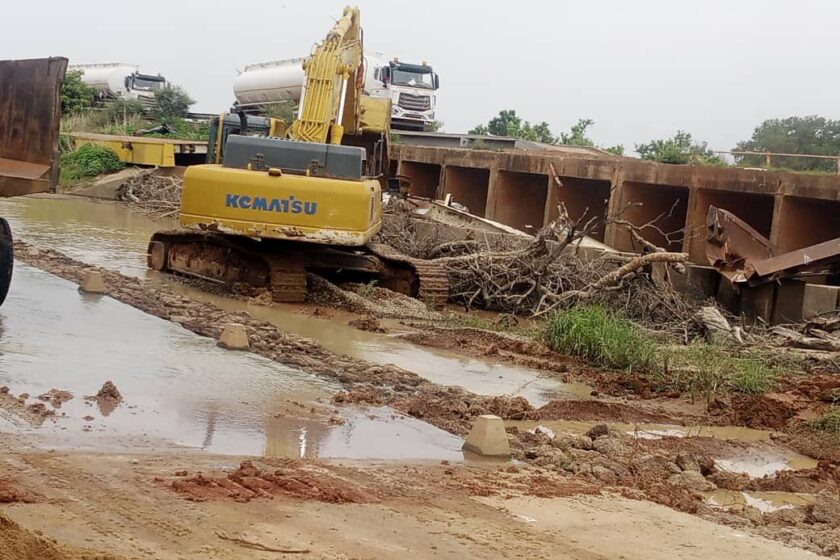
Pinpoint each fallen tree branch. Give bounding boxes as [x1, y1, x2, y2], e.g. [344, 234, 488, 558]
[581, 252, 688, 295]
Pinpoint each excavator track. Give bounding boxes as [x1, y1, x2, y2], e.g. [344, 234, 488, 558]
[147, 230, 308, 302]
[366, 243, 449, 308]
[147, 231, 449, 307]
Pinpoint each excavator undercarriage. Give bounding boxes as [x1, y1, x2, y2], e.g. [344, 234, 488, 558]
[147, 231, 448, 307]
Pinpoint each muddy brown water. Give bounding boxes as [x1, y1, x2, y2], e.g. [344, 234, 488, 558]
[0, 195, 591, 407]
[0, 263, 463, 461]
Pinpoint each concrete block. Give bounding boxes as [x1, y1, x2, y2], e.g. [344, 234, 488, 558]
[217, 323, 250, 350]
[715, 279, 741, 315]
[79, 270, 105, 294]
[72, 167, 145, 200]
[803, 284, 840, 320]
[462, 415, 510, 457]
[687, 265, 719, 298]
[773, 280, 807, 323]
[773, 281, 839, 324]
[740, 283, 776, 323]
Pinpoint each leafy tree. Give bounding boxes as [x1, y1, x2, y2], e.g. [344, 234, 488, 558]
[636, 131, 725, 166]
[152, 85, 195, 122]
[557, 118, 624, 155]
[735, 116, 840, 172]
[559, 118, 595, 147]
[469, 110, 556, 144]
[60, 70, 96, 115]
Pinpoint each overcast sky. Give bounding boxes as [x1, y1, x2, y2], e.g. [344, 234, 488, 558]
[3, 0, 838, 152]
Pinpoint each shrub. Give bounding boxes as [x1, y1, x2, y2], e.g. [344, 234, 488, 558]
[60, 144, 124, 185]
[542, 305, 656, 371]
[151, 85, 195, 122]
[105, 99, 147, 122]
[60, 70, 96, 115]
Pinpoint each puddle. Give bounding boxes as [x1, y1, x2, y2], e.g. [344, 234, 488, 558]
[705, 489, 817, 513]
[0, 264, 461, 461]
[0, 195, 591, 407]
[506, 419, 774, 442]
[266, 407, 463, 461]
[168, 283, 591, 407]
[715, 450, 818, 478]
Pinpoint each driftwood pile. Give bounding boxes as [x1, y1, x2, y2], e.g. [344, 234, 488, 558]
[117, 170, 182, 217]
[377, 200, 696, 328]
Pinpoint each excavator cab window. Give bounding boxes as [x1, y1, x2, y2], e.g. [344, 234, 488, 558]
[206, 114, 272, 164]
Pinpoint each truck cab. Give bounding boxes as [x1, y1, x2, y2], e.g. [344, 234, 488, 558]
[367, 59, 439, 131]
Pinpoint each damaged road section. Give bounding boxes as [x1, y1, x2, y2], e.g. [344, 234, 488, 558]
[12, 240, 533, 436]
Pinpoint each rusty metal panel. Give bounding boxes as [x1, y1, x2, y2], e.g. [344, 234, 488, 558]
[0, 57, 68, 197]
[705, 206, 774, 282]
[747, 237, 840, 284]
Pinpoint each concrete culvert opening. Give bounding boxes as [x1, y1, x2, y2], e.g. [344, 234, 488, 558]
[546, 176, 612, 241]
[773, 195, 840, 254]
[397, 161, 441, 199]
[443, 166, 490, 216]
[614, 181, 689, 252]
[491, 170, 548, 233]
[687, 189, 776, 262]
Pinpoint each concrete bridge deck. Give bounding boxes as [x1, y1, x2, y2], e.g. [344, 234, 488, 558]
[392, 144, 840, 264]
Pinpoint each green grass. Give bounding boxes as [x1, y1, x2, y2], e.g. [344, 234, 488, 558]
[661, 341, 779, 401]
[59, 144, 124, 187]
[542, 305, 656, 371]
[811, 408, 840, 435]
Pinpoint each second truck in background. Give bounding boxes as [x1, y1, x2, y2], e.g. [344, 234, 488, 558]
[70, 63, 167, 107]
[233, 54, 439, 131]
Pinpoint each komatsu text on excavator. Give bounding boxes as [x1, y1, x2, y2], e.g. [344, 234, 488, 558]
[147, 7, 446, 304]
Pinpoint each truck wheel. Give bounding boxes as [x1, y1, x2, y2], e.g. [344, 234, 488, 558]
[0, 218, 13, 307]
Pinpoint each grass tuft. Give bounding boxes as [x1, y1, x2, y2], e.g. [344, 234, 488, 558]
[661, 342, 778, 401]
[542, 305, 656, 371]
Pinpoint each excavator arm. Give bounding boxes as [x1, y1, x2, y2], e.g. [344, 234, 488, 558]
[288, 6, 363, 146]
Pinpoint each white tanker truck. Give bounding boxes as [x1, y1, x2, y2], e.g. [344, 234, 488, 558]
[233, 55, 439, 131]
[69, 63, 167, 106]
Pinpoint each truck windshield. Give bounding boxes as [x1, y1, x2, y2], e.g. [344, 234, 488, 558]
[132, 76, 165, 91]
[391, 68, 434, 89]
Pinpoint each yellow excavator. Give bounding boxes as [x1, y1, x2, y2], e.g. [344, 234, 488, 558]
[148, 6, 446, 304]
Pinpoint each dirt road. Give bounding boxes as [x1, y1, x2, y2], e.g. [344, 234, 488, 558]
[0, 444, 823, 560]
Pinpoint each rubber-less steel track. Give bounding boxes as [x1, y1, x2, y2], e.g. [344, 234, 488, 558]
[147, 230, 449, 306]
[366, 243, 449, 308]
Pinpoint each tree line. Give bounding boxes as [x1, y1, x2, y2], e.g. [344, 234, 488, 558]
[470, 110, 840, 173]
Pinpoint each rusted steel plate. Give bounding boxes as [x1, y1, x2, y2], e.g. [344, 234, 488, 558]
[705, 206, 774, 282]
[748, 237, 840, 284]
[0, 57, 68, 197]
